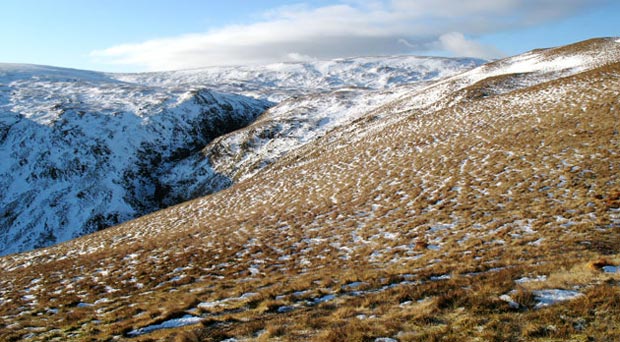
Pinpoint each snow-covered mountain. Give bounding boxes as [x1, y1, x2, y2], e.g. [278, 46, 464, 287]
[114, 56, 483, 102]
[0, 56, 482, 255]
[0, 65, 272, 255]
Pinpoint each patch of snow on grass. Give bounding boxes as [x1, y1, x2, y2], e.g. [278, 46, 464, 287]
[499, 294, 520, 309]
[312, 294, 336, 304]
[342, 282, 366, 290]
[515, 275, 547, 284]
[382, 232, 398, 240]
[104, 286, 118, 293]
[277, 306, 295, 313]
[127, 315, 202, 337]
[248, 266, 260, 276]
[197, 292, 259, 310]
[429, 223, 455, 232]
[427, 244, 441, 251]
[430, 274, 451, 281]
[519, 221, 536, 234]
[292, 290, 311, 297]
[240, 292, 259, 299]
[94, 298, 111, 305]
[533, 289, 582, 309]
[529, 238, 544, 246]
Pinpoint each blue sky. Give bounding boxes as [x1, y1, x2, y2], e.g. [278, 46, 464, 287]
[0, 0, 618, 72]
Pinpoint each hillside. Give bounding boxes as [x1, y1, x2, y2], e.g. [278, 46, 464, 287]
[1, 38, 620, 341]
[0, 66, 271, 255]
[0, 57, 479, 255]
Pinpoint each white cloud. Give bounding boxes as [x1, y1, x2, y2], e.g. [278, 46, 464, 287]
[91, 0, 600, 71]
[439, 32, 504, 59]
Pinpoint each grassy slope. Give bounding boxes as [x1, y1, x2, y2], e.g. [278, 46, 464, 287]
[1, 40, 619, 341]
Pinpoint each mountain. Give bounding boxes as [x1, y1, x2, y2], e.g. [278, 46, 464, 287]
[1, 38, 619, 341]
[114, 56, 483, 102]
[0, 56, 481, 256]
[0, 66, 271, 255]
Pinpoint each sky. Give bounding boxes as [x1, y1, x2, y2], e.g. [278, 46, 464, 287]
[0, 0, 618, 72]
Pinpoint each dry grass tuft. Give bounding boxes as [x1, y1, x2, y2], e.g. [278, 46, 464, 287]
[588, 257, 613, 271]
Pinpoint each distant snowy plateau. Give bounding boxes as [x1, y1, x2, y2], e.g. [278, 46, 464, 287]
[0, 56, 483, 255]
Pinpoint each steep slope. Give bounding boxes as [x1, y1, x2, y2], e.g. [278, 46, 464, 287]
[0, 57, 481, 255]
[154, 41, 615, 205]
[1, 38, 619, 341]
[149, 57, 484, 205]
[160, 85, 414, 204]
[0, 65, 271, 255]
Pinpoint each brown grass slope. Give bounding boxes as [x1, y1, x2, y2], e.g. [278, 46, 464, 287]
[1, 38, 620, 341]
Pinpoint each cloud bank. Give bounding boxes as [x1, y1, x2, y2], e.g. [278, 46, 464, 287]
[91, 0, 601, 71]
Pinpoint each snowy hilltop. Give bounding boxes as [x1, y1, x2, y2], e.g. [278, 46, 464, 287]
[115, 56, 483, 102]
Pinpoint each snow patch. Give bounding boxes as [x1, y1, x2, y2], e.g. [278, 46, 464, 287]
[126, 315, 202, 337]
[197, 292, 259, 310]
[430, 274, 451, 281]
[533, 289, 583, 309]
[515, 275, 547, 284]
[427, 244, 441, 251]
[528, 238, 544, 246]
[277, 305, 295, 313]
[499, 294, 520, 309]
[342, 282, 366, 290]
[312, 294, 336, 304]
[248, 267, 260, 276]
[94, 298, 111, 305]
